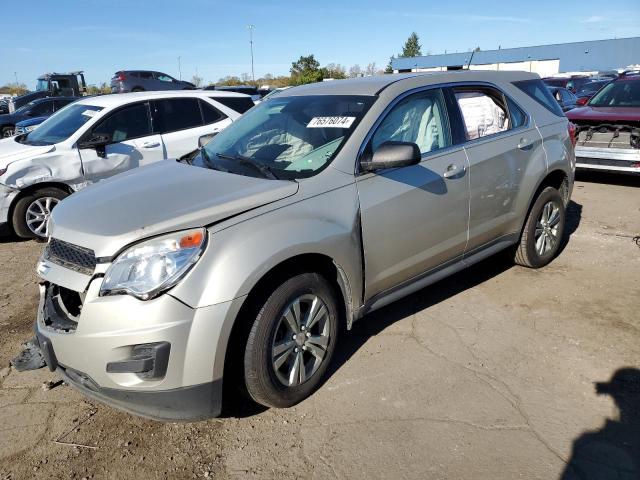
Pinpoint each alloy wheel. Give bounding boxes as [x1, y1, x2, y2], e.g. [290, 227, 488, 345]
[534, 201, 561, 256]
[271, 294, 331, 387]
[25, 197, 59, 238]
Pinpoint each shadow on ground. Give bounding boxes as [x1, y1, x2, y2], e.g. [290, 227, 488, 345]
[576, 171, 639, 188]
[560, 367, 640, 479]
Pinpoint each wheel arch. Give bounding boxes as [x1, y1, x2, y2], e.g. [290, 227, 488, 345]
[518, 168, 570, 237]
[8, 182, 74, 228]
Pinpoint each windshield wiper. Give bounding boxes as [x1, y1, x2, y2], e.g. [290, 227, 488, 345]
[216, 153, 280, 180]
[199, 148, 230, 173]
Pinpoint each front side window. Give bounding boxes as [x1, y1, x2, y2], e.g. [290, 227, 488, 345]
[36, 79, 49, 91]
[371, 88, 451, 154]
[156, 74, 174, 83]
[589, 80, 640, 107]
[92, 103, 151, 143]
[28, 101, 54, 116]
[194, 95, 375, 180]
[454, 87, 509, 140]
[153, 98, 203, 133]
[22, 104, 104, 146]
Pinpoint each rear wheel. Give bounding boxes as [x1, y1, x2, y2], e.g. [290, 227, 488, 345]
[2, 126, 14, 138]
[514, 186, 565, 268]
[131, 87, 144, 92]
[243, 273, 339, 408]
[12, 188, 68, 239]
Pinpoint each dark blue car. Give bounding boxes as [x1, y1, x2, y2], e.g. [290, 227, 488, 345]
[0, 96, 77, 137]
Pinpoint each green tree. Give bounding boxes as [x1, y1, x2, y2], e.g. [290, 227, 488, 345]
[290, 54, 323, 85]
[321, 63, 346, 80]
[400, 32, 422, 57]
[385, 56, 395, 74]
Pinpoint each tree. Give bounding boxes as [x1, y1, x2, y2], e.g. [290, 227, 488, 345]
[290, 54, 323, 85]
[400, 32, 422, 57]
[321, 63, 346, 80]
[474, 46, 481, 52]
[385, 56, 395, 74]
[348, 64, 362, 78]
[240, 72, 251, 83]
[0, 83, 28, 96]
[365, 62, 377, 76]
[190, 74, 203, 88]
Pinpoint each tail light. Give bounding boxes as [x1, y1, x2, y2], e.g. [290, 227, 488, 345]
[576, 97, 588, 106]
[568, 122, 577, 147]
[117, 72, 126, 82]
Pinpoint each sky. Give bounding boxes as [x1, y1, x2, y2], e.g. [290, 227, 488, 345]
[1, 0, 639, 88]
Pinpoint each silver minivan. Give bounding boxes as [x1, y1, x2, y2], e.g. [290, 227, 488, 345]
[33, 72, 575, 420]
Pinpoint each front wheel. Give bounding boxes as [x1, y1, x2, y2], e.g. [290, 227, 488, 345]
[514, 186, 565, 268]
[2, 126, 14, 138]
[12, 188, 68, 239]
[243, 273, 339, 408]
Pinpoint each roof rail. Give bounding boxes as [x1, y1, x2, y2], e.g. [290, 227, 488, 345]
[619, 69, 640, 77]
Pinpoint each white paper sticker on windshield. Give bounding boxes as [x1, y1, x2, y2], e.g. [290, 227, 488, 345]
[81, 110, 98, 117]
[307, 116, 356, 128]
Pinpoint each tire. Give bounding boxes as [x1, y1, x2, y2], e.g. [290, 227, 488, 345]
[12, 188, 68, 240]
[131, 87, 144, 92]
[2, 126, 14, 138]
[243, 273, 339, 408]
[514, 186, 565, 268]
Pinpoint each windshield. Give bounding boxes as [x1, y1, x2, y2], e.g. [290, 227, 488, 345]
[578, 81, 609, 95]
[14, 101, 38, 115]
[22, 104, 103, 146]
[36, 79, 49, 92]
[194, 95, 375, 180]
[589, 80, 640, 107]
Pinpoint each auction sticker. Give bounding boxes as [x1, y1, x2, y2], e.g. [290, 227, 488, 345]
[307, 116, 356, 128]
[81, 110, 98, 117]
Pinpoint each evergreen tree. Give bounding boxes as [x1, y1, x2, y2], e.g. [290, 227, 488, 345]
[384, 56, 395, 74]
[400, 32, 422, 57]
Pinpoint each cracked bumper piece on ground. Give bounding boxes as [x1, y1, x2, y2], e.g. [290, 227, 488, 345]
[34, 281, 244, 421]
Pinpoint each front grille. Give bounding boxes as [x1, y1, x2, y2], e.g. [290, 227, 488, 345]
[44, 238, 96, 275]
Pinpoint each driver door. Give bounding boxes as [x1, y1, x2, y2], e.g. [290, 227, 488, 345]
[78, 101, 165, 184]
[356, 88, 470, 299]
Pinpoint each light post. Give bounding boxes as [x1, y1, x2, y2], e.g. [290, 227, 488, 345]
[247, 24, 255, 83]
[177, 56, 182, 80]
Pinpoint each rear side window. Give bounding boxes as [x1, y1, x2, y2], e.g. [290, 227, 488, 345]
[153, 98, 203, 133]
[93, 102, 152, 143]
[453, 87, 509, 140]
[212, 96, 255, 114]
[199, 100, 226, 124]
[513, 79, 564, 117]
[507, 97, 527, 128]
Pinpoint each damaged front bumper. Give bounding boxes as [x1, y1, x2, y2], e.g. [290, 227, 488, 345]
[33, 280, 239, 421]
[575, 146, 640, 174]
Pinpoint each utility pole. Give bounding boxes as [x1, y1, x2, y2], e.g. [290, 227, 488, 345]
[177, 56, 182, 80]
[247, 24, 255, 83]
[14, 72, 18, 85]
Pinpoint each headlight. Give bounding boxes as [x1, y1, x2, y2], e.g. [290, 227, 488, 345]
[100, 228, 207, 300]
[24, 125, 37, 133]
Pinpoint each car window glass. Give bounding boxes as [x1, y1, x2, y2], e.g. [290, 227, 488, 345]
[200, 100, 226, 124]
[28, 101, 54, 116]
[153, 98, 203, 133]
[139, 72, 153, 79]
[454, 89, 509, 140]
[513, 79, 565, 117]
[507, 97, 527, 128]
[213, 96, 255, 114]
[157, 75, 173, 83]
[371, 89, 451, 154]
[24, 104, 104, 146]
[93, 102, 151, 143]
[589, 80, 640, 107]
[54, 99, 75, 110]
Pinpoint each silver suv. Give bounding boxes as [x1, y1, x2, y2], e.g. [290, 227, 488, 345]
[34, 72, 575, 420]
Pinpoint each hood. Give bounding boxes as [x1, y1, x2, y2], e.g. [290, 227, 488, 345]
[0, 137, 55, 170]
[51, 161, 299, 257]
[0, 112, 26, 124]
[16, 116, 47, 127]
[567, 106, 640, 123]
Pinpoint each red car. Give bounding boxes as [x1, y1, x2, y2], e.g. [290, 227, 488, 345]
[566, 72, 640, 174]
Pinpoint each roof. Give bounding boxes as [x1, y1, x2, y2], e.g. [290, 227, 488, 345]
[75, 90, 248, 108]
[278, 71, 538, 97]
[393, 37, 640, 73]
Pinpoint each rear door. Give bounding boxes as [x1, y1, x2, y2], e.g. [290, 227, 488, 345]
[151, 97, 230, 158]
[449, 84, 543, 253]
[356, 87, 470, 299]
[78, 101, 165, 183]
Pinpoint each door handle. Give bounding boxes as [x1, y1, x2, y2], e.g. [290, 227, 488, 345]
[443, 164, 465, 179]
[141, 141, 160, 148]
[518, 138, 533, 150]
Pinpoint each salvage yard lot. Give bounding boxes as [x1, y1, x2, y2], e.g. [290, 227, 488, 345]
[0, 173, 638, 479]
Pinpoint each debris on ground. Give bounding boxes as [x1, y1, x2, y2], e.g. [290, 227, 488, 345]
[42, 379, 64, 391]
[10, 338, 45, 372]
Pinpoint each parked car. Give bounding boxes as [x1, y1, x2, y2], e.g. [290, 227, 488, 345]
[110, 71, 195, 93]
[0, 99, 9, 115]
[0, 91, 248, 238]
[567, 71, 640, 174]
[14, 116, 48, 135]
[548, 87, 578, 112]
[543, 76, 592, 94]
[575, 80, 611, 106]
[204, 85, 261, 102]
[29, 71, 575, 420]
[0, 97, 78, 137]
[260, 86, 292, 101]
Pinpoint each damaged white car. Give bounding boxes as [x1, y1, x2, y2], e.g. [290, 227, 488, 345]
[0, 91, 249, 239]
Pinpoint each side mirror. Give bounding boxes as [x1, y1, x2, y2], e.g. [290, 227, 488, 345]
[78, 133, 110, 157]
[198, 133, 216, 148]
[361, 141, 421, 172]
